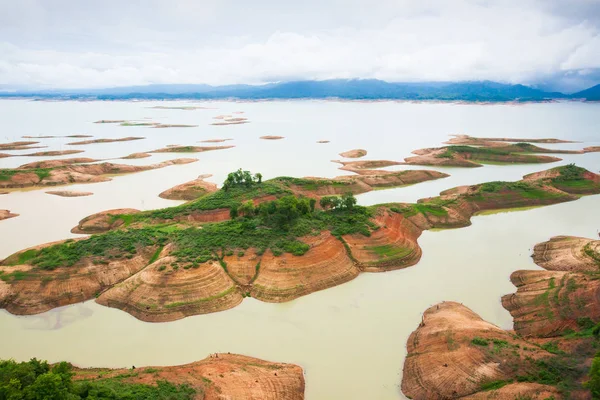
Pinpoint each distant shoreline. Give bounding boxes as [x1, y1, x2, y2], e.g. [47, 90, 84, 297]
[0, 96, 596, 105]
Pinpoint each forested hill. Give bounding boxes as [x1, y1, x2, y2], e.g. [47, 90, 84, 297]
[2, 79, 599, 102]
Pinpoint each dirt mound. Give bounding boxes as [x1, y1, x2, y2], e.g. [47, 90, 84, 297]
[67, 137, 144, 145]
[159, 175, 218, 201]
[402, 302, 555, 400]
[73, 353, 305, 400]
[71, 208, 140, 234]
[97, 250, 243, 322]
[18, 158, 98, 169]
[1, 158, 197, 189]
[24, 150, 85, 157]
[151, 145, 234, 153]
[532, 235, 600, 272]
[251, 232, 359, 302]
[0, 210, 18, 221]
[260, 136, 284, 140]
[46, 191, 93, 197]
[340, 149, 367, 158]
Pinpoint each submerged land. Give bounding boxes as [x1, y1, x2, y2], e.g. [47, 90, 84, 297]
[402, 234, 600, 399]
[0, 164, 598, 323]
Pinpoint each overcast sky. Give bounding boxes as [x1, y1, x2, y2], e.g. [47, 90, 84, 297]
[1, 0, 600, 91]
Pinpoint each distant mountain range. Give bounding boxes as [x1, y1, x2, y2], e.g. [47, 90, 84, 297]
[1, 80, 599, 102]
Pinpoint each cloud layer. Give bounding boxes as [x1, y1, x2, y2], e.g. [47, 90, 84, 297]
[1, 0, 599, 91]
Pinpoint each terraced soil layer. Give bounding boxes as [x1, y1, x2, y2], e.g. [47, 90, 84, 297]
[402, 302, 562, 400]
[503, 235, 600, 337]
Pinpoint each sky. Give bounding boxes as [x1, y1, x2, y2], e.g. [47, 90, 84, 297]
[1, 0, 600, 91]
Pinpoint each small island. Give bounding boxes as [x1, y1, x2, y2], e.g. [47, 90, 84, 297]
[0, 210, 18, 221]
[159, 175, 218, 201]
[0, 159, 197, 190]
[46, 191, 93, 197]
[151, 145, 235, 153]
[67, 137, 144, 146]
[0, 164, 598, 322]
[339, 149, 367, 158]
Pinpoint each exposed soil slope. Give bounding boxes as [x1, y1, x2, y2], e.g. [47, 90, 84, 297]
[73, 353, 305, 400]
[97, 247, 244, 322]
[0, 158, 197, 189]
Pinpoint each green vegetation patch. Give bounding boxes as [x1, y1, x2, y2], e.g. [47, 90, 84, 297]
[366, 244, 412, 260]
[0, 358, 196, 399]
[390, 203, 448, 217]
[0, 168, 52, 182]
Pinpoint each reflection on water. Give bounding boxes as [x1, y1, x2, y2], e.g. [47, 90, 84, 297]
[0, 100, 599, 399]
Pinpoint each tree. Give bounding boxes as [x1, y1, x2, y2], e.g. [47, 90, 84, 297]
[585, 352, 600, 398]
[341, 193, 357, 210]
[255, 173, 263, 184]
[309, 198, 316, 212]
[229, 206, 239, 219]
[239, 200, 255, 217]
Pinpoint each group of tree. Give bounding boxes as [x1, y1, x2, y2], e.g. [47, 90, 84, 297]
[230, 195, 316, 226]
[222, 169, 262, 191]
[230, 192, 359, 229]
[319, 192, 357, 211]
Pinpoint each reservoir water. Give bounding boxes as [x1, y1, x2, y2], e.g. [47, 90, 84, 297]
[0, 99, 599, 399]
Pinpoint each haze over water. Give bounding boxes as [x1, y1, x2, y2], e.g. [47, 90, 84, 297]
[0, 99, 599, 399]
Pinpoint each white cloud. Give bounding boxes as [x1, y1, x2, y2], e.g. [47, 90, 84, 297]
[0, 0, 599, 89]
